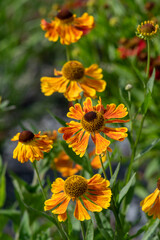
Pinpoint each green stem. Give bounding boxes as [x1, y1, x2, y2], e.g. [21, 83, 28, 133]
[66, 45, 70, 61]
[80, 221, 85, 240]
[107, 151, 113, 177]
[32, 161, 46, 200]
[99, 154, 107, 179]
[112, 199, 124, 239]
[146, 39, 150, 78]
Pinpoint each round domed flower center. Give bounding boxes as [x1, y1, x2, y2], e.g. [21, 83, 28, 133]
[64, 175, 88, 198]
[141, 23, 155, 34]
[62, 61, 85, 81]
[157, 178, 160, 190]
[57, 9, 73, 20]
[81, 111, 104, 132]
[19, 131, 34, 143]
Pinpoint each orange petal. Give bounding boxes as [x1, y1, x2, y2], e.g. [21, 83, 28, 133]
[83, 97, 93, 112]
[67, 103, 84, 120]
[44, 192, 66, 211]
[103, 127, 128, 141]
[75, 13, 94, 29]
[64, 81, 82, 101]
[81, 196, 102, 212]
[104, 104, 128, 119]
[52, 197, 70, 214]
[80, 83, 96, 98]
[74, 199, 90, 221]
[11, 133, 20, 141]
[148, 195, 160, 219]
[51, 178, 65, 193]
[140, 188, 159, 212]
[82, 77, 106, 92]
[91, 133, 110, 155]
[58, 212, 67, 222]
[58, 121, 82, 140]
[85, 192, 111, 209]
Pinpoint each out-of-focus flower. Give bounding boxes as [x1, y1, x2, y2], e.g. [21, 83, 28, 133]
[11, 131, 53, 163]
[140, 178, 160, 219]
[136, 20, 159, 40]
[118, 37, 146, 59]
[43, 130, 57, 141]
[58, 97, 129, 157]
[149, 56, 160, 80]
[44, 174, 112, 221]
[41, 9, 94, 45]
[145, 2, 155, 11]
[90, 149, 106, 169]
[41, 61, 106, 101]
[51, 151, 82, 177]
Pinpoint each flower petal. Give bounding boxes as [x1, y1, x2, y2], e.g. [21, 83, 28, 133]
[74, 199, 90, 221]
[104, 104, 128, 119]
[64, 81, 82, 101]
[81, 196, 102, 212]
[67, 103, 84, 120]
[103, 127, 128, 141]
[91, 133, 110, 155]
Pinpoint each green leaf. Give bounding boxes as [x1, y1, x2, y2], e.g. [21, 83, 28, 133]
[60, 141, 93, 175]
[134, 138, 160, 161]
[18, 211, 31, 240]
[85, 220, 94, 240]
[0, 156, 6, 208]
[110, 163, 120, 188]
[118, 173, 136, 203]
[146, 68, 155, 94]
[47, 109, 67, 127]
[0, 209, 21, 225]
[95, 213, 113, 240]
[142, 219, 159, 240]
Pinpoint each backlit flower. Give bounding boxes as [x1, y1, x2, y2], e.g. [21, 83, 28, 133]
[41, 9, 94, 45]
[58, 97, 129, 157]
[140, 178, 160, 219]
[149, 56, 160, 80]
[90, 149, 106, 169]
[51, 150, 82, 177]
[11, 131, 53, 163]
[41, 61, 106, 101]
[118, 37, 146, 59]
[44, 174, 112, 221]
[136, 20, 159, 40]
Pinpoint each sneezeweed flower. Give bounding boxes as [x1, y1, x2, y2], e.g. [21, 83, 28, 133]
[51, 151, 82, 177]
[43, 130, 58, 141]
[58, 97, 129, 157]
[118, 37, 146, 59]
[136, 20, 159, 40]
[149, 56, 160, 80]
[41, 61, 106, 101]
[140, 178, 160, 219]
[41, 9, 94, 45]
[90, 149, 106, 169]
[44, 174, 112, 221]
[11, 131, 53, 163]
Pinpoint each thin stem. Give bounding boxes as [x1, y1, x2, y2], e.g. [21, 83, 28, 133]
[66, 45, 70, 61]
[32, 161, 46, 200]
[99, 154, 107, 180]
[112, 199, 124, 239]
[107, 151, 113, 177]
[146, 39, 150, 78]
[80, 221, 85, 240]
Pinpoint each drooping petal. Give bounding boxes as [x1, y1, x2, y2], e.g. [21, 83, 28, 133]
[82, 77, 106, 92]
[81, 196, 102, 212]
[104, 104, 128, 119]
[140, 189, 159, 212]
[91, 133, 110, 155]
[52, 197, 70, 214]
[41, 19, 59, 42]
[80, 83, 96, 98]
[58, 121, 82, 141]
[148, 195, 160, 219]
[64, 81, 82, 101]
[85, 191, 112, 209]
[51, 178, 65, 193]
[103, 127, 128, 141]
[44, 192, 67, 211]
[74, 199, 91, 221]
[58, 212, 67, 222]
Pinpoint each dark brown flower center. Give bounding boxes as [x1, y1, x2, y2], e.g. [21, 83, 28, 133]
[62, 61, 84, 81]
[81, 111, 104, 132]
[64, 175, 88, 198]
[141, 23, 155, 33]
[19, 131, 34, 143]
[157, 178, 160, 190]
[57, 9, 73, 20]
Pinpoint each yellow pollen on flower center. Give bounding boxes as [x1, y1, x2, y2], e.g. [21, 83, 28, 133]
[64, 175, 88, 198]
[141, 23, 155, 33]
[19, 131, 34, 143]
[56, 9, 73, 20]
[81, 111, 104, 133]
[62, 61, 85, 81]
[157, 178, 160, 190]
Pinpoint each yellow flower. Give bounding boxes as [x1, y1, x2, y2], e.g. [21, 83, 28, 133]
[44, 174, 112, 221]
[136, 20, 159, 40]
[11, 131, 53, 163]
[140, 178, 160, 219]
[58, 97, 129, 157]
[51, 150, 82, 177]
[41, 9, 94, 45]
[42, 130, 57, 141]
[41, 61, 106, 101]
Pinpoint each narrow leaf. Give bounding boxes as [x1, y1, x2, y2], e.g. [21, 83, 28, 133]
[142, 219, 159, 240]
[0, 157, 6, 207]
[110, 163, 120, 188]
[85, 220, 94, 240]
[47, 109, 66, 127]
[18, 211, 31, 240]
[118, 173, 136, 203]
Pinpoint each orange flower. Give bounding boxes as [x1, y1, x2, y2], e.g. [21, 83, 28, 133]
[41, 61, 106, 101]
[58, 97, 129, 157]
[140, 178, 160, 219]
[42, 130, 57, 141]
[44, 174, 112, 221]
[11, 131, 53, 163]
[90, 149, 106, 169]
[41, 9, 94, 45]
[51, 151, 82, 177]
